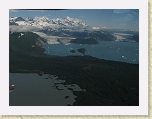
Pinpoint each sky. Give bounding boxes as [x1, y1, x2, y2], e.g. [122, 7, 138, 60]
[9, 9, 139, 31]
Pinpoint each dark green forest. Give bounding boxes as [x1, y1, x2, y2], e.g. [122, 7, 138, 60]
[9, 32, 139, 106]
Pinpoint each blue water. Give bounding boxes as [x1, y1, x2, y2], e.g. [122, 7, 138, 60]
[44, 41, 139, 64]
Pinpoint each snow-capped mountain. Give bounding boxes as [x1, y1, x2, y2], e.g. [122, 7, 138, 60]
[9, 17, 25, 22]
[9, 16, 90, 31]
[9, 16, 119, 44]
[53, 16, 89, 27]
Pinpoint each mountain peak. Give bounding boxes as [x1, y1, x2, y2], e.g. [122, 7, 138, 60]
[26, 17, 34, 21]
[34, 16, 50, 22]
[15, 17, 25, 22]
[66, 16, 72, 20]
[9, 16, 91, 31]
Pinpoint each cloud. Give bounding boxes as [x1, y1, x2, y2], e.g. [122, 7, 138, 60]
[124, 14, 134, 21]
[101, 26, 108, 29]
[130, 11, 138, 15]
[9, 9, 18, 12]
[111, 14, 135, 24]
[91, 26, 100, 30]
[113, 9, 130, 14]
[111, 11, 139, 30]
[114, 9, 138, 15]
[9, 25, 40, 32]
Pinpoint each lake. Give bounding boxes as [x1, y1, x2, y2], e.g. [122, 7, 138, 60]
[44, 41, 139, 64]
[9, 73, 85, 106]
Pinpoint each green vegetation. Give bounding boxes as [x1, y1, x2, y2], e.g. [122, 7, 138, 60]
[9, 32, 139, 106]
[9, 32, 47, 56]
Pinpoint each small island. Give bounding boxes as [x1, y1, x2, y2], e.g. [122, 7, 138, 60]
[70, 50, 76, 53]
[77, 48, 87, 55]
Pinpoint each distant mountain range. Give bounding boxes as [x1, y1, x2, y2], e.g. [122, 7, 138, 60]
[9, 16, 138, 44]
[9, 16, 89, 30]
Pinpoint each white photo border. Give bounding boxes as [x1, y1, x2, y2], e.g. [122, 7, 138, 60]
[0, 0, 148, 115]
